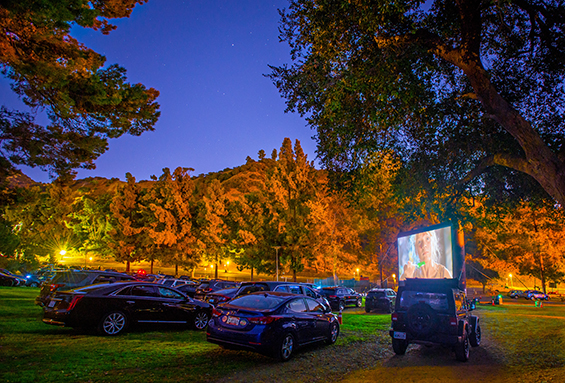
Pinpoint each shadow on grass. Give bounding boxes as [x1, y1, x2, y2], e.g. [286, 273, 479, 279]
[383, 343, 501, 368]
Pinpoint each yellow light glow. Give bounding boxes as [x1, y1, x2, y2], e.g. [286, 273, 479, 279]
[509, 273, 512, 278]
[59, 250, 66, 256]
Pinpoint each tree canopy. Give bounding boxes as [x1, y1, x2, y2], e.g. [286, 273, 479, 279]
[269, 0, 565, 206]
[0, 0, 159, 180]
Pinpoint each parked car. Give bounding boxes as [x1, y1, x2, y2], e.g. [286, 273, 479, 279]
[207, 291, 340, 361]
[156, 278, 195, 288]
[0, 269, 26, 286]
[35, 270, 137, 306]
[202, 287, 239, 306]
[233, 281, 330, 309]
[317, 286, 363, 311]
[175, 282, 200, 297]
[0, 271, 22, 286]
[194, 279, 239, 301]
[365, 288, 396, 313]
[42, 281, 212, 335]
[390, 279, 481, 362]
[525, 290, 549, 300]
[507, 290, 525, 299]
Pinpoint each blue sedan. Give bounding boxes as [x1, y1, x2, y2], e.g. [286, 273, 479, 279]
[206, 291, 340, 361]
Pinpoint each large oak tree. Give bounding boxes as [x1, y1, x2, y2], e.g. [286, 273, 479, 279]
[270, 0, 565, 205]
[0, 0, 159, 180]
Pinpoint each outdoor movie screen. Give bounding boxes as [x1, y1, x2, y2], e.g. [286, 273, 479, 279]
[397, 223, 454, 281]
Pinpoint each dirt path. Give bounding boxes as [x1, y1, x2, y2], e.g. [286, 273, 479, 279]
[213, 306, 565, 383]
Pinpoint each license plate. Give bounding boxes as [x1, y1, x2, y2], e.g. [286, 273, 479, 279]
[48, 300, 56, 308]
[393, 331, 406, 340]
[226, 316, 240, 325]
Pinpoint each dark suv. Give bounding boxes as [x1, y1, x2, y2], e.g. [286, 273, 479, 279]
[318, 286, 363, 311]
[194, 279, 239, 301]
[365, 288, 396, 313]
[389, 279, 481, 362]
[35, 270, 136, 306]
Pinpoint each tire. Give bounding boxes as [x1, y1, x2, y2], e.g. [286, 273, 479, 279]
[470, 324, 481, 347]
[326, 322, 339, 345]
[193, 311, 209, 330]
[99, 311, 128, 336]
[338, 301, 345, 312]
[455, 331, 470, 362]
[392, 338, 408, 355]
[275, 332, 295, 362]
[365, 306, 371, 313]
[406, 303, 437, 336]
[356, 298, 363, 308]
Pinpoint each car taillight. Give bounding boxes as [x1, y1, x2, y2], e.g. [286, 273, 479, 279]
[449, 317, 458, 327]
[391, 313, 399, 321]
[67, 295, 85, 311]
[328, 295, 337, 298]
[248, 316, 280, 325]
[50, 283, 64, 292]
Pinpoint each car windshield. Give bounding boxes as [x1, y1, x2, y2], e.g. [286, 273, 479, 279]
[370, 291, 386, 298]
[228, 294, 286, 310]
[399, 291, 449, 312]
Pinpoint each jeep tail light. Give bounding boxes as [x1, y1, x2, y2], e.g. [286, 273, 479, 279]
[328, 295, 337, 299]
[449, 317, 458, 327]
[391, 313, 399, 322]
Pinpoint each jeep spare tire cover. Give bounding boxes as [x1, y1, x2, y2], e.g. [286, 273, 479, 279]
[406, 302, 438, 336]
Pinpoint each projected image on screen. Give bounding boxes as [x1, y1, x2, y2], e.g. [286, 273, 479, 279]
[398, 225, 453, 281]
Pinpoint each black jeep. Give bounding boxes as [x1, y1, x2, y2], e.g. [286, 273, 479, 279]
[389, 279, 481, 362]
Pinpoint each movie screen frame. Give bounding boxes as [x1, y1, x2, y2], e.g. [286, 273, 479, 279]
[397, 222, 455, 282]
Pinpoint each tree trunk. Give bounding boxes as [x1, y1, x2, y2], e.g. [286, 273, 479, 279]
[251, 266, 254, 281]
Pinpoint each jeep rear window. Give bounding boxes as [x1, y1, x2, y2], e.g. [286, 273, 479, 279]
[399, 291, 449, 311]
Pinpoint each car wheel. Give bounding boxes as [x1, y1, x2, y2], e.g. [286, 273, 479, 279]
[338, 301, 345, 312]
[276, 332, 295, 362]
[455, 331, 470, 362]
[99, 311, 128, 336]
[470, 324, 481, 347]
[356, 298, 362, 308]
[326, 322, 339, 345]
[392, 338, 408, 355]
[406, 303, 437, 336]
[193, 311, 209, 330]
[365, 306, 371, 313]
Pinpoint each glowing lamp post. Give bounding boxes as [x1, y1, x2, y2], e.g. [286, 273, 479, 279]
[509, 273, 513, 288]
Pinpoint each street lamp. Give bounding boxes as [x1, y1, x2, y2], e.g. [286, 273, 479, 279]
[273, 246, 281, 281]
[509, 273, 513, 288]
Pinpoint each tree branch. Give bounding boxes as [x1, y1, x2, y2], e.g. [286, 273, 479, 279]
[460, 153, 534, 185]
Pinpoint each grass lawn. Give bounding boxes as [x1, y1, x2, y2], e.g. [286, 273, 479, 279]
[2, 288, 565, 383]
[0, 287, 390, 383]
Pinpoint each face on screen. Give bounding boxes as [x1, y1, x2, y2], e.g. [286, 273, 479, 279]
[397, 226, 453, 280]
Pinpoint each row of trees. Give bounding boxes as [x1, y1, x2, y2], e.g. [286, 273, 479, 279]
[0, 138, 400, 281]
[2, 137, 565, 292]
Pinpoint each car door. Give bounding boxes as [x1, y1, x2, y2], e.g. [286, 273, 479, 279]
[156, 286, 197, 324]
[285, 297, 313, 345]
[339, 288, 352, 306]
[304, 297, 330, 341]
[115, 284, 163, 323]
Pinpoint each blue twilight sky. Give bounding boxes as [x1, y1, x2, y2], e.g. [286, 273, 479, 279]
[1, 0, 317, 183]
